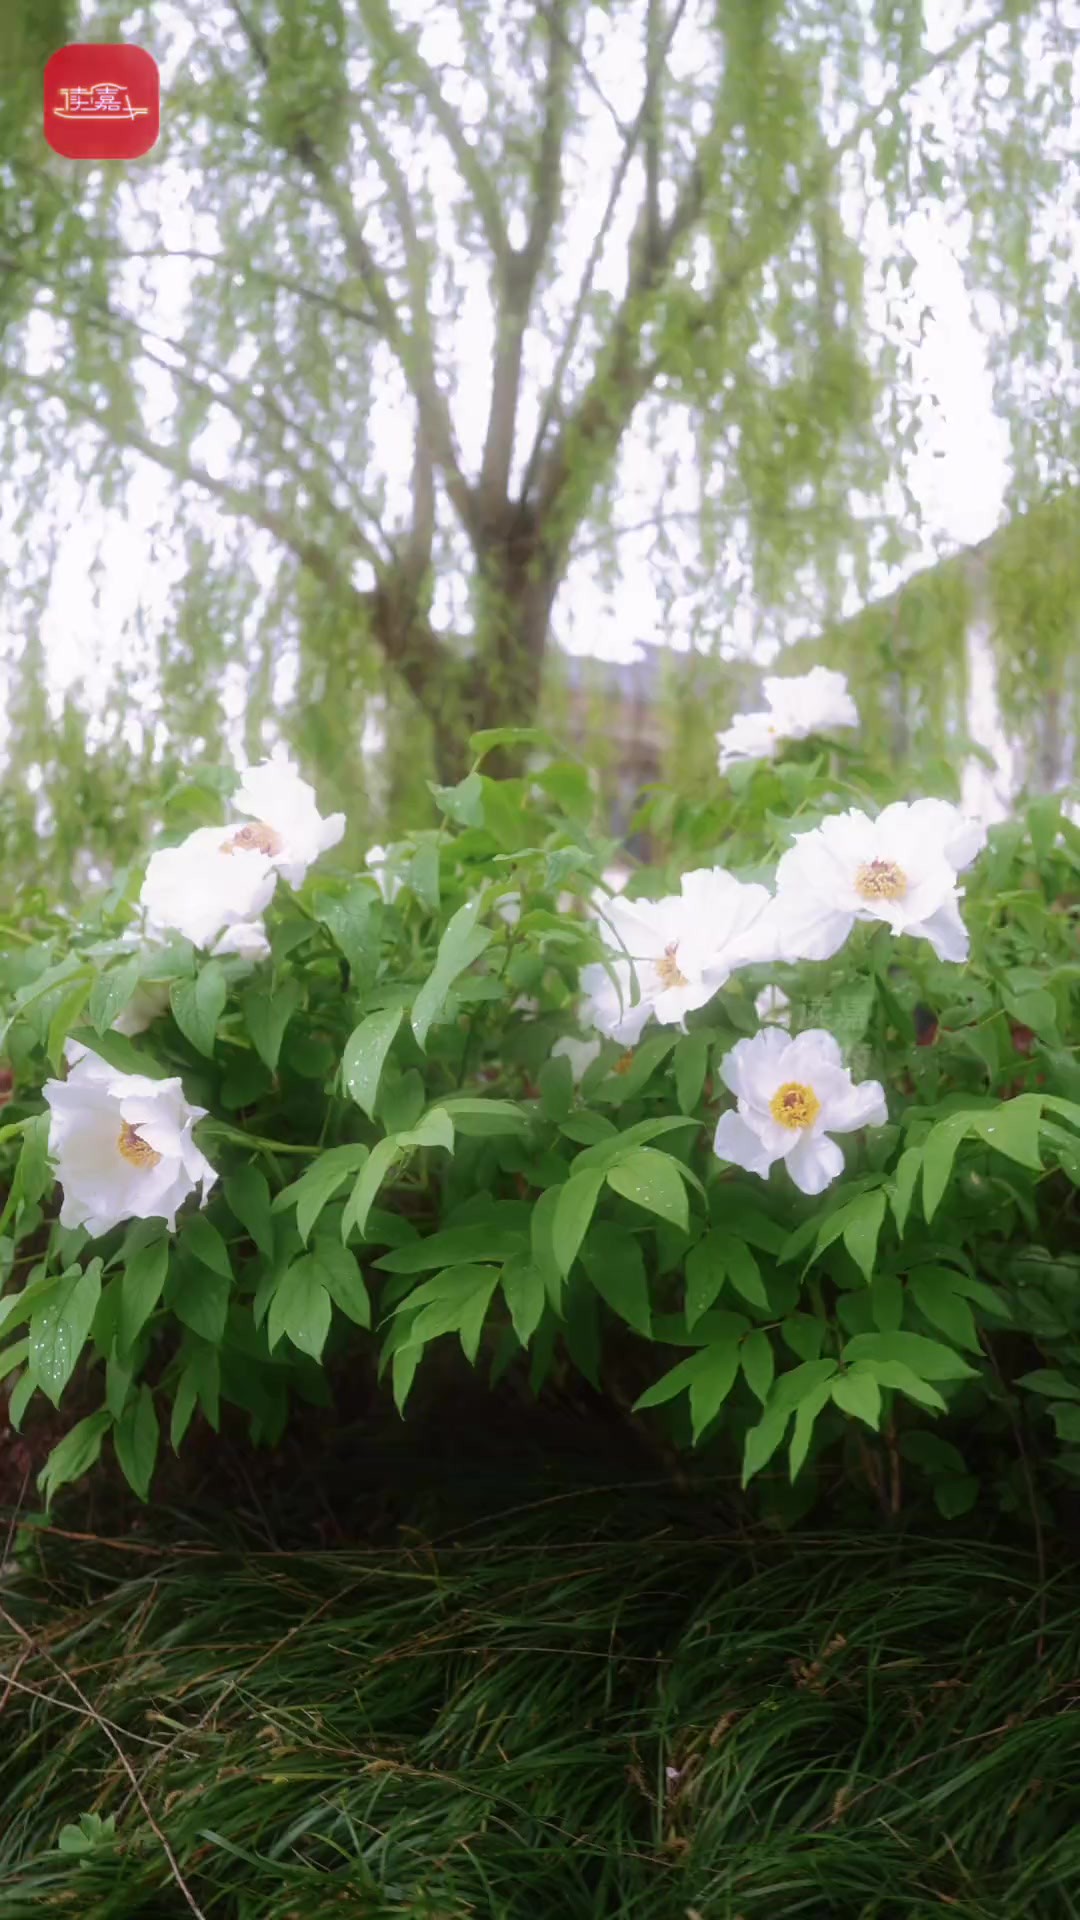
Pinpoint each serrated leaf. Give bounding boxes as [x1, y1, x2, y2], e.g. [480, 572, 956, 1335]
[342, 1007, 402, 1120]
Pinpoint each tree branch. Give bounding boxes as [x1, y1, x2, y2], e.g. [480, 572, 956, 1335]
[477, 0, 572, 516]
[518, 0, 692, 501]
[228, 0, 479, 541]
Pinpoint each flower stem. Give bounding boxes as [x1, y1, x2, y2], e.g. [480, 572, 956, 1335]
[197, 1121, 320, 1157]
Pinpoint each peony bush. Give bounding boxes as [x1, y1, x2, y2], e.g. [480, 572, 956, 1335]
[2, 675, 1080, 1522]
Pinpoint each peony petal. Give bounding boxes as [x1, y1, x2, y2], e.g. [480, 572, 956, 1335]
[785, 1131, 844, 1195]
[913, 896, 970, 964]
[712, 1109, 777, 1178]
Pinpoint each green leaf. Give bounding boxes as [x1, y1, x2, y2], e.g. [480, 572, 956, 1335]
[399, 1108, 455, 1154]
[908, 1269, 980, 1352]
[242, 980, 302, 1071]
[538, 1056, 574, 1122]
[581, 1223, 651, 1337]
[862, 1360, 947, 1413]
[782, 1313, 824, 1362]
[119, 1237, 169, 1353]
[171, 961, 228, 1058]
[223, 1166, 274, 1262]
[889, 1146, 922, 1237]
[181, 1212, 233, 1281]
[969, 1097, 1043, 1172]
[841, 1331, 977, 1381]
[12, 1113, 52, 1215]
[276, 1143, 370, 1244]
[46, 976, 93, 1072]
[29, 1261, 103, 1407]
[1017, 1368, 1080, 1402]
[688, 1340, 740, 1442]
[436, 1096, 529, 1137]
[633, 1348, 709, 1411]
[89, 954, 142, 1035]
[342, 1136, 402, 1242]
[789, 1382, 834, 1479]
[870, 1269, 903, 1333]
[267, 1259, 332, 1360]
[411, 898, 493, 1049]
[741, 1329, 774, 1404]
[400, 1264, 500, 1363]
[105, 1351, 131, 1421]
[170, 1266, 229, 1344]
[342, 1007, 403, 1120]
[921, 1113, 972, 1222]
[429, 769, 485, 824]
[934, 1475, 979, 1519]
[314, 886, 380, 985]
[841, 1190, 886, 1283]
[501, 1254, 545, 1346]
[469, 725, 553, 758]
[38, 1409, 112, 1506]
[742, 1401, 792, 1486]
[606, 1149, 689, 1231]
[552, 1169, 606, 1277]
[673, 1034, 709, 1115]
[376, 1222, 527, 1274]
[170, 1345, 220, 1451]
[685, 1233, 726, 1327]
[310, 1238, 370, 1327]
[113, 1384, 158, 1501]
[831, 1368, 882, 1430]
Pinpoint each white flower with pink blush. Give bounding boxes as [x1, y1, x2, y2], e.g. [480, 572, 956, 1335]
[44, 1051, 216, 1237]
[587, 867, 775, 1036]
[231, 746, 346, 888]
[717, 667, 858, 773]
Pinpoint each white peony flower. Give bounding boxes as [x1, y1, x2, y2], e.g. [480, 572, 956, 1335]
[211, 919, 272, 963]
[766, 799, 982, 964]
[140, 826, 278, 952]
[713, 1027, 887, 1196]
[754, 985, 791, 1028]
[113, 980, 173, 1036]
[231, 746, 346, 888]
[44, 1051, 216, 1237]
[580, 958, 654, 1047]
[716, 708, 784, 773]
[717, 667, 858, 773]
[552, 1034, 602, 1083]
[589, 867, 775, 1033]
[365, 843, 402, 905]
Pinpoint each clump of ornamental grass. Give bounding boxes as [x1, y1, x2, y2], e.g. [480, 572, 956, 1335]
[1, 1493, 1079, 1920]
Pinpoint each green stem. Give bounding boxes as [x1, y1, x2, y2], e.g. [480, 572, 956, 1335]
[198, 1121, 320, 1157]
[0, 921, 34, 947]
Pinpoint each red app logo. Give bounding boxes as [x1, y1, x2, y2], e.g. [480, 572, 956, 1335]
[44, 44, 159, 160]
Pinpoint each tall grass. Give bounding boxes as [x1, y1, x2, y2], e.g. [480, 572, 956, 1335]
[2, 1473, 1079, 1919]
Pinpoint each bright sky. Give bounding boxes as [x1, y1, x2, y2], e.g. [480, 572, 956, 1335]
[0, 0, 1059, 816]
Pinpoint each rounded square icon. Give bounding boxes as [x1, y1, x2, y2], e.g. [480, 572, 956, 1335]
[44, 44, 159, 160]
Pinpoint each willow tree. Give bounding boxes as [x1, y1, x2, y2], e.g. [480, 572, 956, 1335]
[2, 0, 1076, 798]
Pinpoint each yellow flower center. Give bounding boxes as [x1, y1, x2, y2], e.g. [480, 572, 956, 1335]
[655, 943, 688, 989]
[117, 1122, 162, 1170]
[226, 822, 283, 857]
[769, 1081, 821, 1131]
[613, 1050, 636, 1076]
[855, 858, 907, 903]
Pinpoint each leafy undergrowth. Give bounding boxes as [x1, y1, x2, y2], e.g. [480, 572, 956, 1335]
[2, 1469, 1079, 1920]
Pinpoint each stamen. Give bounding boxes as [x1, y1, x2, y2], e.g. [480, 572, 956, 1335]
[855, 858, 907, 902]
[226, 822, 283, 857]
[768, 1081, 821, 1131]
[655, 942, 689, 989]
[117, 1122, 162, 1170]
